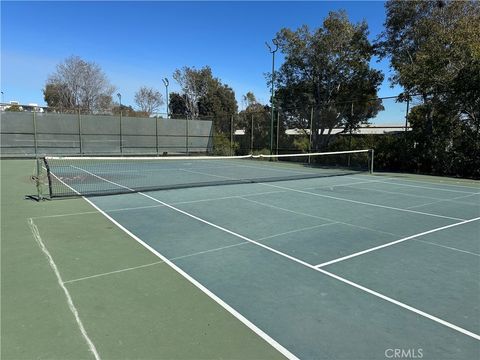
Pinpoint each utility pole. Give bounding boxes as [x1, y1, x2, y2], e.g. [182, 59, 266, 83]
[162, 78, 169, 118]
[266, 39, 279, 156]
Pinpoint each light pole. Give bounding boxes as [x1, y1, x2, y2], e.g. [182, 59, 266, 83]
[266, 39, 279, 156]
[117, 93, 122, 153]
[162, 78, 169, 118]
[1, 91, 4, 104]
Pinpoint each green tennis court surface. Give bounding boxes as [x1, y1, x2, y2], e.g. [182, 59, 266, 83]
[2, 159, 479, 359]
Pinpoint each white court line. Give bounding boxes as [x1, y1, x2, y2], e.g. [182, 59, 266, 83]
[62, 243, 253, 285]
[337, 184, 449, 201]
[64, 261, 164, 284]
[53, 167, 300, 360]
[169, 242, 251, 261]
[83, 196, 300, 360]
[302, 178, 399, 191]
[162, 166, 465, 222]
[239, 196, 399, 238]
[135, 192, 480, 342]
[32, 190, 286, 220]
[262, 183, 465, 221]
[33, 210, 102, 219]
[413, 239, 480, 257]
[172, 190, 286, 205]
[315, 217, 480, 268]
[334, 184, 480, 208]
[57, 222, 339, 285]
[406, 192, 480, 210]
[346, 173, 480, 191]
[347, 173, 480, 192]
[243, 195, 479, 259]
[384, 180, 479, 194]
[70, 165, 135, 192]
[28, 218, 101, 360]
[380, 176, 480, 190]
[245, 195, 405, 236]
[68, 166, 480, 341]
[256, 222, 340, 241]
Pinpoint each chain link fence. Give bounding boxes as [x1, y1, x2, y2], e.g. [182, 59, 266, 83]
[0, 108, 214, 157]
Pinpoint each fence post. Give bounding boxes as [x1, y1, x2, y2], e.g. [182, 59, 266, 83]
[230, 115, 234, 156]
[186, 116, 189, 155]
[370, 149, 375, 174]
[250, 114, 254, 154]
[119, 110, 123, 154]
[403, 96, 410, 170]
[309, 107, 314, 163]
[155, 116, 159, 156]
[276, 111, 280, 155]
[78, 108, 83, 154]
[33, 108, 38, 155]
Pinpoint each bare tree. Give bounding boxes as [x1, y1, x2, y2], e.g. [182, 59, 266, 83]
[173, 66, 211, 118]
[44, 55, 115, 113]
[134, 87, 163, 115]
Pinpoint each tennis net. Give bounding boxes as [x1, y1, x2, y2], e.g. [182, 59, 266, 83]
[37, 149, 374, 198]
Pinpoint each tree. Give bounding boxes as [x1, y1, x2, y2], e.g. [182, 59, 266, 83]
[5, 104, 22, 112]
[43, 83, 71, 111]
[198, 79, 238, 132]
[134, 86, 163, 116]
[378, 0, 479, 95]
[112, 104, 137, 117]
[273, 11, 384, 150]
[44, 55, 115, 113]
[237, 93, 270, 152]
[378, 0, 480, 177]
[173, 66, 211, 118]
[172, 66, 238, 132]
[168, 92, 188, 118]
[242, 91, 257, 110]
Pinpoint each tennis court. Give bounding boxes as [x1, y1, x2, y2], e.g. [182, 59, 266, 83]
[5, 153, 480, 360]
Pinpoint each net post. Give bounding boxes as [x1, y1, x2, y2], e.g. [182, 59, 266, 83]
[369, 149, 374, 174]
[43, 157, 53, 198]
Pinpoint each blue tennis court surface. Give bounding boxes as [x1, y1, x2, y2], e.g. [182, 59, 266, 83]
[67, 171, 480, 360]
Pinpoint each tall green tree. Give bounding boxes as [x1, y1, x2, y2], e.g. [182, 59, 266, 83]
[273, 11, 384, 149]
[173, 66, 211, 118]
[237, 92, 270, 152]
[43, 83, 71, 111]
[198, 79, 237, 133]
[168, 92, 188, 118]
[172, 66, 238, 132]
[378, 0, 480, 177]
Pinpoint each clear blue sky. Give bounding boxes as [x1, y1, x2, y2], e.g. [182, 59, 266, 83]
[1, 1, 404, 123]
